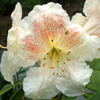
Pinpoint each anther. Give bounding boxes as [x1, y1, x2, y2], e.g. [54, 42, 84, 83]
[57, 61, 59, 63]
[44, 58, 46, 60]
[53, 72, 55, 76]
[51, 39, 53, 42]
[63, 62, 65, 64]
[62, 69, 64, 72]
[59, 49, 61, 52]
[67, 59, 70, 61]
[65, 30, 69, 35]
[42, 63, 46, 67]
[47, 53, 49, 55]
[67, 51, 71, 55]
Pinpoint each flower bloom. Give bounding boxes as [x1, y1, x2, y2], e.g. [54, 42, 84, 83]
[71, 0, 100, 58]
[15, 2, 99, 99]
[0, 1, 100, 99]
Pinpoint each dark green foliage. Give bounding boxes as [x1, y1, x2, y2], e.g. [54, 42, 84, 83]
[0, 0, 81, 15]
[0, 0, 19, 15]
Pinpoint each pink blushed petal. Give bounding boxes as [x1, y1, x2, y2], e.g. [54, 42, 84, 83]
[20, 14, 67, 64]
[21, 35, 45, 63]
[28, 2, 70, 23]
[32, 14, 65, 43]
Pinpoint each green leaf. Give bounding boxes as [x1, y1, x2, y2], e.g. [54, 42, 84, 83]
[61, 95, 68, 100]
[0, 79, 23, 96]
[86, 70, 100, 92]
[87, 90, 100, 100]
[9, 87, 24, 100]
[87, 58, 100, 70]
[19, 69, 27, 74]
[61, 95, 76, 100]
[83, 93, 92, 98]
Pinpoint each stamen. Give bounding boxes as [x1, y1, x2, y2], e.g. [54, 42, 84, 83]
[67, 59, 70, 61]
[53, 72, 55, 76]
[65, 30, 69, 35]
[63, 62, 65, 64]
[57, 61, 59, 63]
[62, 69, 64, 72]
[47, 53, 49, 55]
[67, 51, 71, 55]
[51, 39, 54, 47]
[53, 52, 55, 67]
[42, 63, 46, 67]
[51, 39, 53, 42]
[44, 58, 46, 60]
[0, 44, 7, 49]
[59, 49, 61, 52]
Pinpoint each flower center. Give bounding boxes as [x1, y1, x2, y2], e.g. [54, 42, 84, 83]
[52, 47, 57, 53]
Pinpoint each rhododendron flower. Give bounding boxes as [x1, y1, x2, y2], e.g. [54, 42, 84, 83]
[0, 1, 100, 99]
[71, 0, 100, 58]
[0, 3, 30, 84]
[14, 2, 99, 99]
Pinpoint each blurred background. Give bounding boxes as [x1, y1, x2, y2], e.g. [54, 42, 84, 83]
[0, 0, 85, 100]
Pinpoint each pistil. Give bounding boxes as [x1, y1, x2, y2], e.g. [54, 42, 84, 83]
[50, 48, 57, 69]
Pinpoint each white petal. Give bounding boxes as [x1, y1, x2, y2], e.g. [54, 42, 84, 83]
[28, 2, 69, 23]
[83, 0, 100, 17]
[71, 13, 86, 27]
[74, 35, 100, 61]
[56, 61, 93, 97]
[83, 0, 100, 39]
[7, 27, 31, 67]
[11, 2, 22, 27]
[0, 51, 20, 84]
[23, 67, 59, 99]
[7, 27, 25, 52]
[62, 25, 100, 62]
[73, 0, 100, 39]
[83, 8, 100, 36]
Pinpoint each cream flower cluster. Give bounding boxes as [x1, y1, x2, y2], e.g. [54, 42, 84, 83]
[0, 0, 100, 99]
